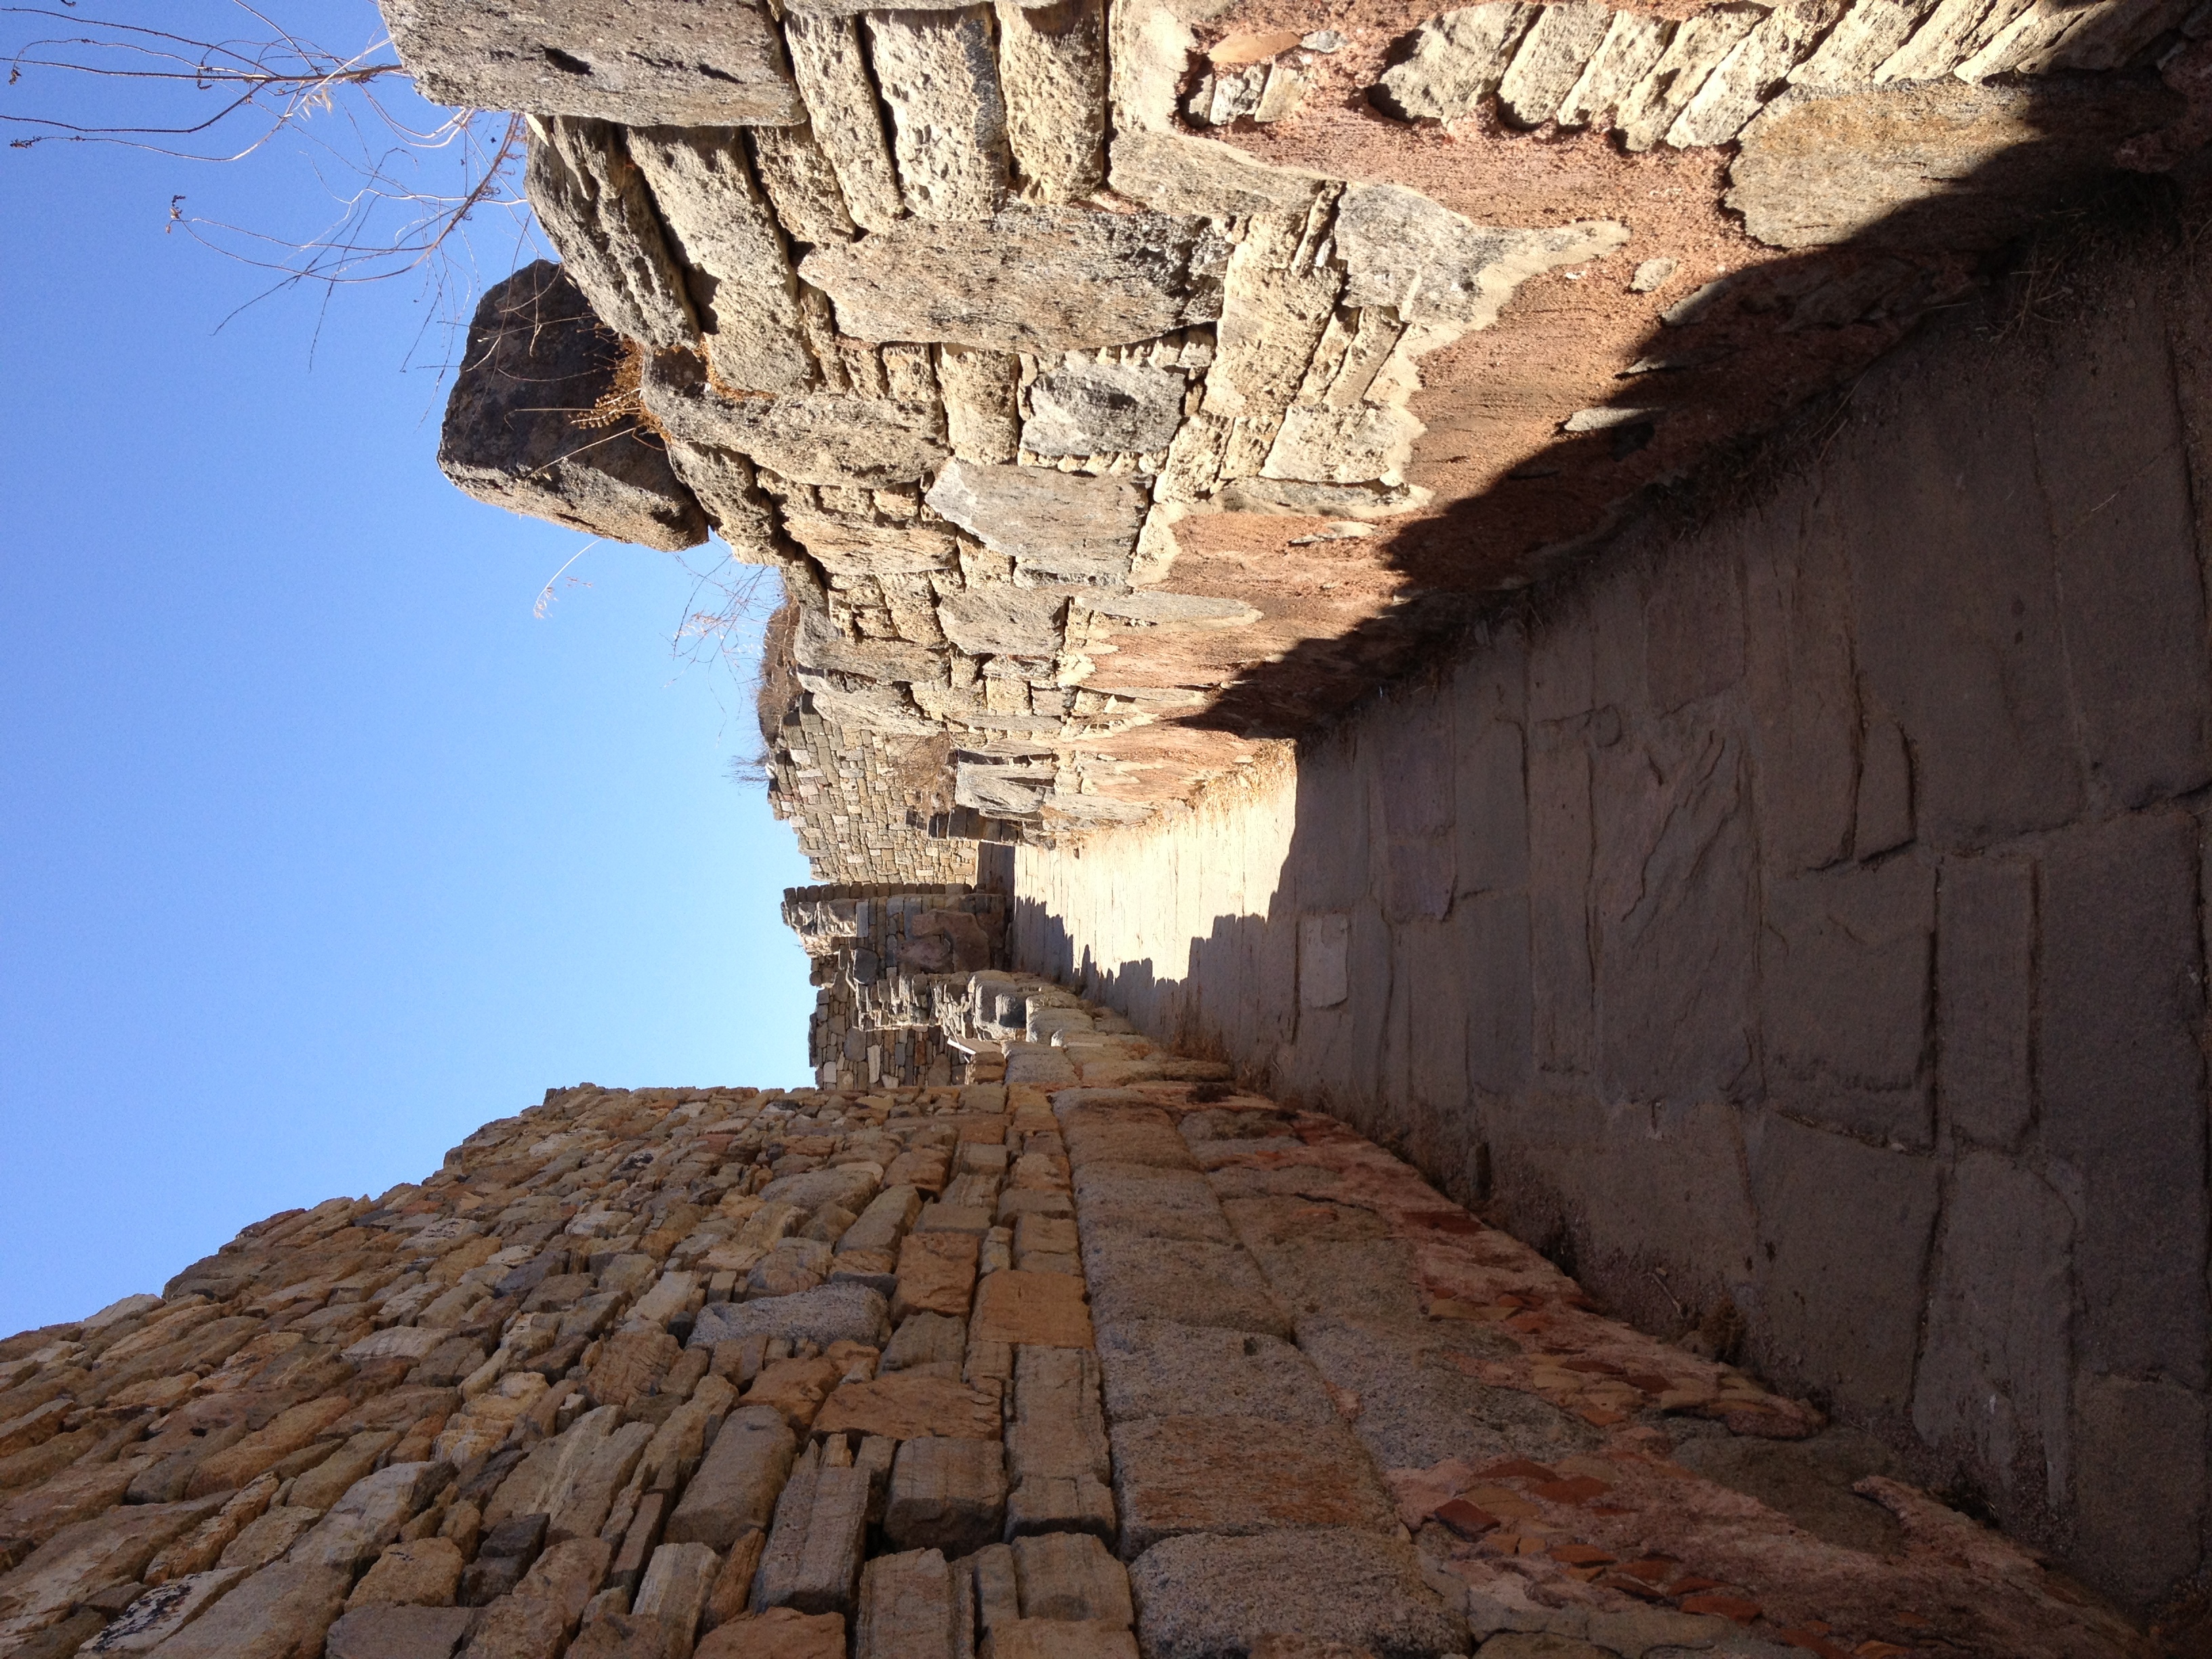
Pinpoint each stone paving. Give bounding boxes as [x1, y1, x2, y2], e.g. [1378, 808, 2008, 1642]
[0, 973, 2147, 1659]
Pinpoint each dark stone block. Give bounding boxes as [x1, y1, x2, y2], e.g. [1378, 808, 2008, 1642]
[1744, 497, 1858, 874]
[1746, 1112, 1939, 1417]
[1645, 533, 1745, 716]
[1760, 851, 1935, 1147]
[1459, 890, 1531, 1101]
[2039, 810, 2209, 1385]
[1909, 1151, 2072, 1522]
[325, 1604, 476, 1659]
[438, 260, 708, 552]
[1593, 725, 1757, 1107]
[1935, 854, 2033, 1150]
[1379, 701, 1454, 926]
[2071, 1373, 2210, 1613]
[1526, 720, 1593, 1077]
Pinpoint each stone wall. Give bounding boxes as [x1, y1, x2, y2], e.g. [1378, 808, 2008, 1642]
[1015, 229, 2212, 1612]
[765, 697, 976, 887]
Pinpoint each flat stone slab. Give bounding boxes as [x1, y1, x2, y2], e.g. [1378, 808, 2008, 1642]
[1080, 1237, 1290, 1338]
[690, 1284, 891, 1351]
[1097, 1321, 1340, 1427]
[1072, 1167, 1233, 1244]
[1128, 1529, 1470, 1659]
[1109, 1415, 1395, 1557]
[971, 1270, 1097, 1349]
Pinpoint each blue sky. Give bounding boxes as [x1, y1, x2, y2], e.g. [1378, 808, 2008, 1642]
[0, 3, 816, 1336]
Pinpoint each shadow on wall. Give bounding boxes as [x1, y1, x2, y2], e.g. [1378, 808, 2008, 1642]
[1015, 177, 2212, 1620]
[1178, 4, 2212, 741]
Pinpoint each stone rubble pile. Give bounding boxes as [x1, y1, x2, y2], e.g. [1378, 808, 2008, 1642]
[0, 970, 2144, 1657]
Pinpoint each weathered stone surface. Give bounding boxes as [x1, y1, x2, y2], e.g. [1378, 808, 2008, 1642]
[1109, 1416, 1393, 1557]
[1126, 1530, 1468, 1659]
[985, 1620, 1139, 1659]
[348, 1538, 466, 1610]
[865, 8, 1010, 222]
[82, 1568, 247, 1654]
[1263, 405, 1425, 485]
[926, 461, 1149, 581]
[1082, 1237, 1289, 1337]
[937, 590, 1068, 660]
[643, 354, 948, 489]
[1023, 361, 1187, 457]
[970, 1271, 1095, 1349]
[1376, 3, 1535, 120]
[696, 1606, 845, 1659]
[752, 1446, 869, 1617]
[799, 208, 1226, 353]
[748, 121, 859, 247]
[815, 1372, 1002, 1441]
[1496, 2, 1612, 127]
[136, 1561, 351, 1659]
[1556, 10, 1675, 128]
[525, 119, 698, 352]
[325, 1604, 478, 1659]
[626, 129, 815, 394]
[892, 1231, 981, 1322]
[459, 1538, 610, 1659]
[997, 0, 1109, 203]
[1334, 186, 1628, 331]
[781, 14, 906, 234]
[937, 346, 1022, 464]
[634, 1540, 720, 1646]
[382, 0, 803, 126]
[1614, 5, 1765, 149]
[660, 1404, 792, 1553]
[1096, 1322, 1336, 1426]
[1668, 0, 1840, 146]
[1010, 1531, 1130, 1624]
[883, 1435, 1006, 1555]
[854, 1548, 959, 1659]
[1727, 77, 2186, 249]
[438, 262, 706, 552]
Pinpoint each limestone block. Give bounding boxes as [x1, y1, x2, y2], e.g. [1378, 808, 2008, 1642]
[884, 1436, 1007, 1555]
[457, 1537, 611, 1658]
[695, 1607, 844, 1658]
[838, 1187, 926, 1257]
[937, 347, 1023, 463]
[1023, 361, 1187, 457]
[1110, 1416, 1393, 1557]
[1668, 0, 1842, 147]
[799, 207, 1227, 352]
[524, 119, 698, 352]
[1126, 1530, 1467, 1659]
[800, 676, 941, 738]
[997, 0, 1109, 203]
[985, 1620, 1139, 1659]
[1791, 0, 1941, 83]
[644, 354, 949, 488]
[1555, 10, 1675, 128]
[1874, 0, 2025, 78]
[1496, 2, 1612, 126]
[381, 0, 802, 126]
[79, 1568, 247, 1654]
[880, 1311, 968, 1374]
[130, 1561, 350, 1659]
[970, 1271, 1095, 1349]
[958, 762, 1057, 817]
[745, 1355, 844, 1433]
[783, 14, 907, 234]
[218, 1507, 323, 1573]
[892, 1232, 983, 1322]
[626, 130, 815, 394]
[1011, 1532, 1132, 1624]
[1082, 1236, 1289, 1336]
[1096, 1321, 1337, 1427]
[783, 515, 958, 579]
[346, 1537, 466, 1611]
[1614, 6, 1767, 150]
[666, 1406, 798, 1549]
[286, 1429, 403, 1513]
[325, 1604, 478, 1659]
[752, 1446, 869, 1616]
[816, 1371, 1001, 1441]
[1202, 213, 1343, 478]
[548, 1422, 653, 1544]
[1727, 79, 2184, 249]
[438, 262, 706, 552]
[1334, 185, 1629, 330]
[926, 461, 1149, 582]
[1261, 405, 1425, 485]
[747, 1239, 833, 1300]
[587, 1330, 682, 1410]
[291, 1463, 451, 1573]
[854, 1549, 961, 1659]
[1375, 3, 1535, 119]
[865, 8, 1011, 222]
[634, 1541, 721, 1647]
[748, 122, 859, 247]
[937, 590, 1071, 659]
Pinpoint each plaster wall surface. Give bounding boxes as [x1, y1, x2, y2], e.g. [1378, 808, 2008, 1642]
[1013, 231, 2212, 1611]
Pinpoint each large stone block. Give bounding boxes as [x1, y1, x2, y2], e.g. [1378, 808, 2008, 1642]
[1080, 1237, 1289, 1338]
[925, 462, 1149, 585]
[1096, 1321, 1336, 1427]
[1022, 360, 1187, 458]
[883, 1436, 1006, 1556]
[1126, 1530, 1468, 1659]
[665, 1406, 796, 1551]
[1746, 1113, 1940, 1417]
[798, 207, 1227, 353]
[1108, 1416, 1393, 1557]
[129, 1560, 350, 1659]
[642, 352, 947, 489]
[2039, 810, 2209, 1386]
[1759, 851, 1936, 1147]
[1911, 1152, 2073, 1520]
[381, 0, 803, 126]
[690, 1284, 891, 1352]
[1935, 853, 2033, 1149]
[437, 262, 706, 552]
[2071, 1373, 2211, 1614]
[1728, 78, 2186, 250]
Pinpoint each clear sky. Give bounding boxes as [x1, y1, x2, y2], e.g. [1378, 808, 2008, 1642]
[0, 3, 817, 1338]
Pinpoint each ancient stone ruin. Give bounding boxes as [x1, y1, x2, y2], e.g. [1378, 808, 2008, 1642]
[8, 0, 2212, 1652]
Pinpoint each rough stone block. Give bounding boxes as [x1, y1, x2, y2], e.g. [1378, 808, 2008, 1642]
[853, 1548, 960, 1659]
[691, 1285, 890, 1353]
[1126, 1529, 1467, 1659]
[814, 1372, 1002, 1442]
[1935, 853, 2034, 1149]
[382, 0, 803, 126]
[984, 1619, 1139, 1659]
[995, 0, 1107, 204]
[1011, 1532, 1131, 1624]
[1096, 1321, 1337, 1427]
[1070, 1167, 1229, 1244]
[325, 1604, 478, 1659]
[798, 207, 1227, 353]
[1081, 1237, 1289, 1338]
[893, 1231, 980, 1322]
[880, 1311, 966, 1374]
[752, 1447, 869, 1617]
[665, 1406, 797, 1551]
[1109, 1415, 1393, 1558]
[926, 461, 1149, 584]
[130, 1560, 350, 1659]
[457, 1538, 610, 1658]
[524, 118, 699, 354]
[2072, 1373, 2210, 1614]
[438, 262, 705, 553]
[970, 1271, 1095, 1349]
[1023, 361, 1187, 457]
[347, 1537, 466, 1611]
[884, 1435, 1007, 1556]
[695, 1607, 845, 1658]
[864, 7, 1010, 223]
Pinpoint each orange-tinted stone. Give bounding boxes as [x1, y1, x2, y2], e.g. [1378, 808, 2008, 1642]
[970, 1271, 1094, 1349]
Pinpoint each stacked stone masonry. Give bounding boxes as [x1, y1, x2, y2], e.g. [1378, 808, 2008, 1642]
[413, 0, 2212, 838]
[765, 702, 976, 888]
[0, 972, 2150, 1658]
